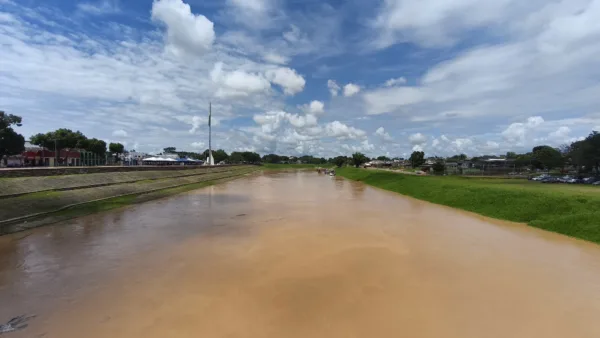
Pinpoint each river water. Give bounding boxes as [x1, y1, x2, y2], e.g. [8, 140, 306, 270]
[1, 171, 600, 337]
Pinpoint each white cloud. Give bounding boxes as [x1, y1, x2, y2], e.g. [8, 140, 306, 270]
[343, 83, 361, 97]
[327, 80, 340, 96]
[374, 127, 393, 141]
[175, 115, 220, 134]
[77, 0, 120, 15]
[298, 100, 325, 115]
[210, 62, 271, 98]
[191, 141, 205, 149]
[226, 0, 274, 29]
[501, 116, 545, 146]
[409, 132, 427, 146]
[384, 77, 407, 87]
[263, 52, 289, 65]
[412, 145, 424, 152]
[363, 87, 427, 115]
[324, 121, 366, 139]
[264, 67, 306, 95]
[112, 129, 128, 137]
[151, 0, 215, 57]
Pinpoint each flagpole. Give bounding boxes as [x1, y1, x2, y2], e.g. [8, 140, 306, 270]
[208, 102, 212, 165]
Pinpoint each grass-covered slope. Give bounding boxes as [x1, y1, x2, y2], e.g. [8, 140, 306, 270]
[338, 167, 600, 244]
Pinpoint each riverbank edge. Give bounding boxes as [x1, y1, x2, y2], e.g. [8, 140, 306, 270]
[1, 168, 260, 235]
[337, 167, 600, 245]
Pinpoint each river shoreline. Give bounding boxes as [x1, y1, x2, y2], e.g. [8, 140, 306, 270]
[337, 167, 600, 244]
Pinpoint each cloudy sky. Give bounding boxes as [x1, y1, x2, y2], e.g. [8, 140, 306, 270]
[2, 0, 600, 157]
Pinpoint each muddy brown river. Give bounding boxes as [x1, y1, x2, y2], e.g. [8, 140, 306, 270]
[1, 171, 600, 337]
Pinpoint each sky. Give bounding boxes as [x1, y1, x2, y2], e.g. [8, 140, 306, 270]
[2, 0, 600, 158]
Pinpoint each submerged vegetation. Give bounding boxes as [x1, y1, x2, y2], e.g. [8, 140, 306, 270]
[338, 167, 600, 244]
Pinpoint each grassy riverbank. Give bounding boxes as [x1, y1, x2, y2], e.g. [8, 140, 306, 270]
[262, 163, 320, 170]
[338, 167, 600, 244]
[0, 166, 259, 234]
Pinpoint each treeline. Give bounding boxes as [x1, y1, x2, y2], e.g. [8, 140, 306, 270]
[164, 147, 261, 164]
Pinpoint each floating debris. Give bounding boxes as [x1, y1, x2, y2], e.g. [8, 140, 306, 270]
[0, 315, 35, 335]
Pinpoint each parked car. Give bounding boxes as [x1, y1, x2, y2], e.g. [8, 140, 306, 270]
[531, 174, 550, 181]
[558, 175, 574, 183]
[541, 177, 560, 183]
[566, 178, 582, 184]
[583, 177, 599, 184]
[593, 181, 600, 186]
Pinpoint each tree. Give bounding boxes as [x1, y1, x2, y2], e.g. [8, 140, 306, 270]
[202, 149, 229, 163]
[376, 156, 391, 161]
[569, 132, 600, 174]
[409, 151, 425, 168]
[109, 142, 125, 162]
[30, 128, 87, 166]
[86, 138, 107, 156]
[532, 145, 563, 171]
[506, 152, 517, 159]
[514, 153, 533, 169]
[262, 154, 281, 163]
[432, 160, 445, 174]
[351, 152, 368, 168]
[0, 111, 25, 166]
[229, 152, 244, 163]
[333, 156, 347, 168]
[163, 147, 176, 154]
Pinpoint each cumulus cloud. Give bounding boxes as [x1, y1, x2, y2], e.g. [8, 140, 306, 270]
[327, 80, 340, 96]
[409, 132, 427, 146]
[384, 77, 407, 87]
[299, 100, 325, 115]
[324, 121, 366, 139]
[151, 0, 215, 56]
[501, 116, 545, 146]
[374, 127, 393, 141]
[112, 129, 128, 137]
[175, 115, 220, 134]
[210, 62, 271, 98]
[343, 83, 361, 97]
[265, 67, 305, 95]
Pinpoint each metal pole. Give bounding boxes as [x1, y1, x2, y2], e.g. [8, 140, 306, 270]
[209, 102, 212, 166]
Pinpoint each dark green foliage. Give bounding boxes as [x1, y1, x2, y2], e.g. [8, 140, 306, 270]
[351, 152, 368, 168]
[0, 111, 25, 162]
[409, 151, 425, 168]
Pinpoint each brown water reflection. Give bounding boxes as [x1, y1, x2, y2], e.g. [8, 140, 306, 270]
[1, 171, 600, 337]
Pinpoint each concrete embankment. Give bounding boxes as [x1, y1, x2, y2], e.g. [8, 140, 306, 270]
[0, 165, 258, 234]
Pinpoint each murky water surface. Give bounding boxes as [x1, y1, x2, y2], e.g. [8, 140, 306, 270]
[2, 171, 600, 337]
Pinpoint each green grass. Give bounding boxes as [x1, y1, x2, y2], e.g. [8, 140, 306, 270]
[338, 167, 600, 244]
[262, 163, 322, 170]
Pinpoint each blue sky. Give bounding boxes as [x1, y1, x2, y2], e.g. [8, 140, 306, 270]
[2, 0, 600, 157]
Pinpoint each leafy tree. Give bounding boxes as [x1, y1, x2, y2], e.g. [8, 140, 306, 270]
[333, 156, 347, 168]
[506, 152, 517, 159]
[409, 151, 425, 168]
[351, 152, 368, 168]
[569, 132, 600, 174]
[163, 147, 176, 153]
[85, 138, 107, 156]
[376, 156, 391, 161]
[514, 153, 533, 168]
[262, 154, 281, 163]
[0, 111, 25, 165]
[229, 152, 244, 163]
[202, 149, 229, 163]
[109, 142, 125, 162]
[30, 128, 87, 165]
[432, 160, 445, 174]
[532, 145, 563, 170]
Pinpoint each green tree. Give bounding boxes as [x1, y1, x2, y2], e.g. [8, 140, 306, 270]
[163, 147, 176, 154]
[109, 142, 125, 162]
[85, 138, 107, 156]
[409, 151, 425, 168]
[262, 154, 281, 163]
[229, 152, 244, 163]
[30, 128, 87, 165]
[570, 132, 600, 174]
[532, 145, 563, 171]
[506, 152, 517, 159]
[351, 152, 368, 168]
[0, 111, 25, 166]
[376, 156, 391, 161]
[432, 160, 445, 175]
[333, 156, 347, 168]
[202, 149, 229, 163]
